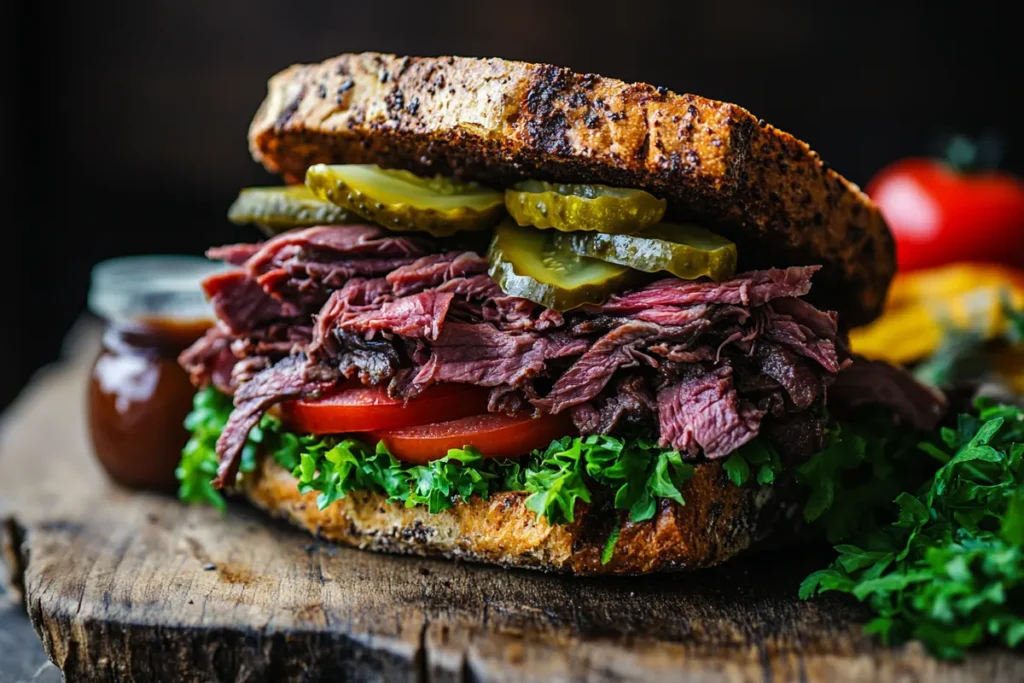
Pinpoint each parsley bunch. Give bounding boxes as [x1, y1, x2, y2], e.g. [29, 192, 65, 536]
[800, 400, 1024, 658]
[723, 439, 783, 488]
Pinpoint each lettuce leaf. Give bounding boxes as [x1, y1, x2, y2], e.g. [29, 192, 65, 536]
[177, 388, 693, 526]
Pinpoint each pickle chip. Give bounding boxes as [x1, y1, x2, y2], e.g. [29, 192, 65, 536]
[554, 223, 737, 281]
[487, 223, 635, 310]
[227, 185, 356, 235]
[504, 181, 666, 234]
[306, 164, 505, 237]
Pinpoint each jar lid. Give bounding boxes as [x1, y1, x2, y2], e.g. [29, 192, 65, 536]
[88, 255, 228, 325]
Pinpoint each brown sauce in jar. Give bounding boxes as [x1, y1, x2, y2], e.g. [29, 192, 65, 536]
[88, 317, 211, 491]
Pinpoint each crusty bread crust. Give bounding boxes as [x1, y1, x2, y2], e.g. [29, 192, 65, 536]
[241, 456, 797, 575]
[248, 52, 893, 326]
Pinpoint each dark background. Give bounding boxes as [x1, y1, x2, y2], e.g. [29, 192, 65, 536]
[4, 0, 1020, 411]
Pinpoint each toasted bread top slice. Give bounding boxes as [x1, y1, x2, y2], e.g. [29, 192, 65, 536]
[249, 52, 893, 325]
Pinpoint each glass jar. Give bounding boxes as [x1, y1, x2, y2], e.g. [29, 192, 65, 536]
[87, 255, 226, 492]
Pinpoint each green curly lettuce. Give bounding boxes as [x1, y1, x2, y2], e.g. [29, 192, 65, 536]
[523, 434, 693, 524]
[177, 388, 693, 526]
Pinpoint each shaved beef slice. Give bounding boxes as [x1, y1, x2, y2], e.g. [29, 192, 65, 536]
[179, 326, 237, 394]
[387, 252, 489, 296]
[338, 291, 455, 341]
[657, 366, 764, 457]
[213, 356, 336, 488]
[408, 324, 588, 394]
[209, 225, 432, 317]
[762, 303, 845, 374]
[753, 342, 821, 409]
[535, 321, 664, 413]
[591, 266, 818, 313]
[830, 356, 946, 431]
[203, 270, 298, 334]
[571, 375, 656, 436]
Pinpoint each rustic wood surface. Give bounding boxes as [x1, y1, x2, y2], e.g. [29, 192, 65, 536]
[1, 328, 1023, 682]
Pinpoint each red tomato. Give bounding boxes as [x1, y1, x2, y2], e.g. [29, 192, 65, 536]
[866, 158, 1024, 272]
[281, 383, 489, 434]
[371, 412, 575, 464]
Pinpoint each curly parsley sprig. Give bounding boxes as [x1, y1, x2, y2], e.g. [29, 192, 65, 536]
[800, 399, 1024, 658]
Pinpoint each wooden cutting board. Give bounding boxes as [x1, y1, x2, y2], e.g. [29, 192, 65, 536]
[1, 326, 1022, 682]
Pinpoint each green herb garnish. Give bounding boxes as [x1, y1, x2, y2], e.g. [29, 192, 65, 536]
[800, 399, 1024, 658]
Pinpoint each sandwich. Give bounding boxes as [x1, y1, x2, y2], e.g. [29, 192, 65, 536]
[176, 52, 946, 574]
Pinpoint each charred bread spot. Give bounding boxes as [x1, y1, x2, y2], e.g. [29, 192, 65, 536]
[274, 83, 307, 131]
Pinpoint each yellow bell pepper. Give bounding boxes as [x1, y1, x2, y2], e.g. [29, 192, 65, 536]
[849, 262, 1024, 366]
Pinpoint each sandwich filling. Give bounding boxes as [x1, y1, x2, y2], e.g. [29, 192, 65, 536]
[180, 199, 944, 511]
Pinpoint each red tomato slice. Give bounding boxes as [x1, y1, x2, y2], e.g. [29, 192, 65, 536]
[370, 412, 575, 464]
[281, 384, 490, 434]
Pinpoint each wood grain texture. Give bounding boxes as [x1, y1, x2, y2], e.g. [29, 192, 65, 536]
[1, 328, 1022, 682]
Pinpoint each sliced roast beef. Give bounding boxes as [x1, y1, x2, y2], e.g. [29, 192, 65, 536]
[488, 385, 530, 415]
[256, 257, 421, 311]
[591, 266, 818, 314]
[571, 374, 657, 436]
[626, 305, 719, 328]
[761, 305, 845, 374]
[657, 365, 764, 458]
[482, 296, 565, 332]
[184, 230, 945, 483]
[228, 322, 313, 360]
[338, 291, 455, 341]
[207, 226, 433, 317]
[309, 278, 394, 360]
[435, 273, 502, 299]
[408, 324, 588, 394]
[753, 342, 821, 409]
[179, 325, 238, 394]
[386, 252, 489, 296]
[535, 321, 664, 414]
[829, 356, 946, 431]
[214, 356, 337, 488]
[207, 243, 261, 266]
[203, 270, 299, 333]
[333, 329, 404, 385]
[770, 297, 840, 340]
[648, 342, 715, 364]
[244, 225, 430, 272]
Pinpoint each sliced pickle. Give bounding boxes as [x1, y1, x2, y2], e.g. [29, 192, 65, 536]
[553, 223, 737, 281]
[487, 223, 635, 310]
[227, 186, 355, 235]
[305, 164, 505, 237]
[504, 180, 666, 234]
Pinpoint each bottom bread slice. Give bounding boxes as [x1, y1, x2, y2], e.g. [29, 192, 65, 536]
[241, 456, 798, 575]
